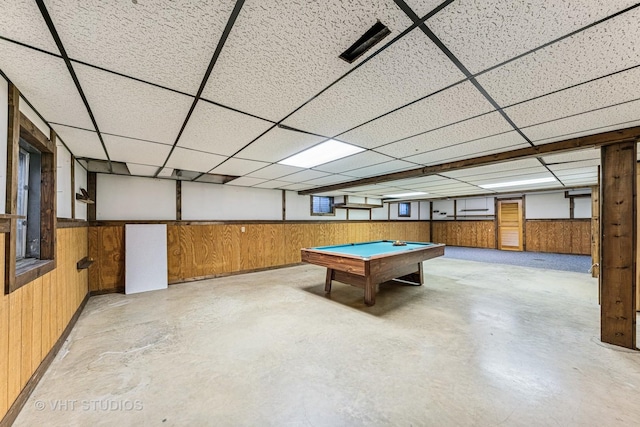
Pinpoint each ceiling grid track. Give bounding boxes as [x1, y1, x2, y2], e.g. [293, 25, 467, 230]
[154, 0, 247, 177]
[34, 0, 113, 171]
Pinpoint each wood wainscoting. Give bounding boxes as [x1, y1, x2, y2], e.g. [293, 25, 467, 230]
[525, 219, 591, 255]
[88, 221, 431, 293]
[431, 221, 495, 249]
[0, 226, 89, 425]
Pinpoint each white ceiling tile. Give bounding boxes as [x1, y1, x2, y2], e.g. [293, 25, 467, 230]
[51, 125, 106, 160]
[0, 0, 59, 53]
[127, 164, 162, 177]
[440, 159, 544, 179]
[428, 0, 637, 74]
[340, 81, 495, 148]
[202, 0, 413, 121]
[279, 170, 330, 183]
[477, 6, 640, 106]
[235, 127, 325, 163]
[103, 134, 171, 165]
[523, 99, 640, 144]
[342, 160, 418, 178]
[165, 147, 226, 173]
[157, 167, 174, 177]
[542, 149, 601, 164]
[468, 171, 556, 186]
[246, 164, 304, 180]
[404, 0, 451, 17]
[546, 160, 600, 172]
[177, 101, 272, 155]
[505, 66, 640, 128]
[0, 40, 93, 129]
[225, 177, 267, 187]
[385, 175, 451, 187]
[282, 30, 464, 136]
[47, 0, 236, 94]
[280, 182, 317, 191]
[302, 174, 355, 186]
[551, 167, 599, 179]
[313, 151, 396, 173]
[74, 62, 193, 144]
[375, 112, 515, 158]
[254, 180, 294, 189]
[209, 158, 270, 176]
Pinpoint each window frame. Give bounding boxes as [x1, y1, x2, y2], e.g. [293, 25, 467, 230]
[5, 83, 56, 294]
[310, 195, 335, 216]
[398, 202, 411, 218]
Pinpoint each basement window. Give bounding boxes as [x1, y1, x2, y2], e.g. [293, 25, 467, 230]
[311, 196, 335, 216]
[17, 142, 41, 260]
[398, 202, 411, 217]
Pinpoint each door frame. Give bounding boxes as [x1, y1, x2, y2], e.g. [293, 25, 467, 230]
[495, 196, 526, 251]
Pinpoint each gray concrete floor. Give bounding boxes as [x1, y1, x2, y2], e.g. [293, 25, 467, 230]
[14, 258, 640, 426]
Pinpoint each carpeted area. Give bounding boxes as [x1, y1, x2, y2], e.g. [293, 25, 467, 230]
[443, 246, 593, 274]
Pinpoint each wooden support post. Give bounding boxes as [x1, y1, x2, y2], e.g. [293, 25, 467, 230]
[87, 172, 97, 221]
[591, 183, 600, 279]
[71, 155, 75, 219]
[39, 130, 56, 260]
[600, 140, 637, 349]
[4, 84, 19, 294]
[176, 180, 182, 221]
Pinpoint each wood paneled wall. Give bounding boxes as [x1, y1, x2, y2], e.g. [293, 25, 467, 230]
[88, 221, 430, 292]
[0, 227, 89, 422]
[431, 221, 495, 249]
[525, 220, 591, 255]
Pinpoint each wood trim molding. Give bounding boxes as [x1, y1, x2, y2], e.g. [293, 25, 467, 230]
[57, 218, 89, 228]
[19, 113, 55, 154]
[4, 84, 19, 294]
[88, 219, 432, 226]
[0, 293, 90, 427]
[299, 127, 640, 195]
[87, 172, 96, 221]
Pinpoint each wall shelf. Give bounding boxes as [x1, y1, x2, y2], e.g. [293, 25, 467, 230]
[76, 257, 94, 270]
[75, 187, 94, 204]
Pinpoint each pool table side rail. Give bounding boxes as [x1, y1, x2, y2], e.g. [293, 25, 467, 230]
[300, 249, 367, 276]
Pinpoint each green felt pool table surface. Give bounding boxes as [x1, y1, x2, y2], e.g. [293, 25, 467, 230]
[310, 240, 439, 258]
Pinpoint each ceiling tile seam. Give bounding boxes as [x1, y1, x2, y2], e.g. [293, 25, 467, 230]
[368, 111, 503, 152]
[193, 0, 457, 181]
[520, 97, 640, 133]
[35, 0, 113, 170]
[326, 3, 640, 154]
[48, 122, 178, 149]
[0, 68, 76, 156]
[501, 63, 640, 111]
[0, 34, 60, 58]
[473, 3, 640, 81]
[537, 158, 565, 187]
[155, 0, 246, 178]
[530, 119, 640, 146]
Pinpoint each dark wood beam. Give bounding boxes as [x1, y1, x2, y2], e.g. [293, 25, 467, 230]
[87, 172, 97, 221]
[600, 140, 637, 348]
[19, 113, 55, 153]
[299, 126, 640, 195]
[70, 155, 75, 219]
[176, 180, 182, 221]
[39, 129, 57, 261]
[4, 84, 19, 294]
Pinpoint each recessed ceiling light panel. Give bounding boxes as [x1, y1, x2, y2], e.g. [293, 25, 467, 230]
[479, 177, 556, 189]
[278, 140, 364, 168]
[383, 192, 428, 198]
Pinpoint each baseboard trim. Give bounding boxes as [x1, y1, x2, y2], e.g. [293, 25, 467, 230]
[0, 292, 90, 427]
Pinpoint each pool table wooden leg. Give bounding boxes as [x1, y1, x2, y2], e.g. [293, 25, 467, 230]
[325, 268, 333, 293]
[418, 262, 424, 286]
[364, 277, 376, 306]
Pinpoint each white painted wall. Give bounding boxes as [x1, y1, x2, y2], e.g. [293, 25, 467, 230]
[419, 201, 430, 220]
[74, 160, 88, 220]
[0, 77, 7, 213]
[574, 197, 592, 218]
[347, 209, 369, 220]
[456, 196, 495, 220]
[389, 201, 420, 220]
[97, 174, 175, 220]
[183, 182, 281, 220]
[57, 144, 72, 219]
[432, 199, 454, 220]
[285, 191, 347, 220]
[525, 192, 570, 219]
[371, 204, 388, 220]
[19, 96, 49, 136]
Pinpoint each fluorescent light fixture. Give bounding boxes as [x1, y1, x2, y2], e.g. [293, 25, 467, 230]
[383, 192, 428, 198]
[278, 139, 364, 168]
[479, 177, 556, 189]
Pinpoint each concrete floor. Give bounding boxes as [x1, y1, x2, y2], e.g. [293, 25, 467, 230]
[14, 258, 640, 426]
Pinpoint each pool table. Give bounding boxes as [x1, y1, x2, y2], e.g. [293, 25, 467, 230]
[301, 240, 445, 306]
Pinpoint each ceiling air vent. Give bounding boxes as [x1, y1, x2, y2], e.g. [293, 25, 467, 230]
[339, 20, 391, 63]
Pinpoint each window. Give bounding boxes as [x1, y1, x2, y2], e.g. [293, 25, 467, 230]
[311, 196, 334, 216]
[398, 202, 411, 217]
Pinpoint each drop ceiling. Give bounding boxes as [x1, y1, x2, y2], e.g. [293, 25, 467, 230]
[1, 0, 639, 200]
